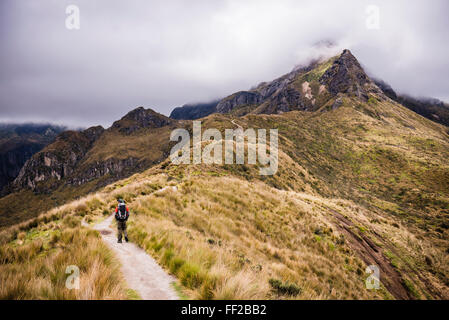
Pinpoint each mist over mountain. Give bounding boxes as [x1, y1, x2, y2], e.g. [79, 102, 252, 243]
[1, 48, 449, 300]
[1, 0, 448, 127]
[374, 79, 449, 126]
[169, 51, 449, 127]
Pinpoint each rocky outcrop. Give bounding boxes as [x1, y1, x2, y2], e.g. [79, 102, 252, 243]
[168, 49, 448, 121]
[170, 100, 220, 120]
[0, 143, 44, 192]
[209, 50, 392, 116]
[216, 91, 264, 113]
[319, 49, 382, 100]
[11, 107, 176, 194]
[266, 87, 303, 113]
[68, 157, 142, 186]
[215, 66, 305, 114]
[0, 124, 65, 192]
[112, 107, 172, 134]
[12, 126, 104, 191]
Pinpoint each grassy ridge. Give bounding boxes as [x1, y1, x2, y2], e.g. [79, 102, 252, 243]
[1, 92, 448, 299]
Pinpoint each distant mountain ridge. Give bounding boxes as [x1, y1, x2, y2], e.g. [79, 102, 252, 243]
[169, 100, 220, 120]
[373, 78, 449, 127]
[2, 49, 448, 230]
[171, 50, 385, 118]
[0, 123, 66, 192]
[2, 49, 449, 300]
[11, 107, 175, 194]
[169, 50, 448, 126]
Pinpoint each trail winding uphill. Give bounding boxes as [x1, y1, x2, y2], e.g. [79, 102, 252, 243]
[84, 186, 180, 300]
[92, 214, 179, 300]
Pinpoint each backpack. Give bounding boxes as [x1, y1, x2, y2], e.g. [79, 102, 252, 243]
[116, 204, 128, 221]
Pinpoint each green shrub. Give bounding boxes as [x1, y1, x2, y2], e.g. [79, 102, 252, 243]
[368, 96, 377, 104]
[170, 257, 186, 273]
[162, 248, 175, 264]
[402, 279, 421, 299]
[179, 263, 203, 289]
[269, 278, 301, 296]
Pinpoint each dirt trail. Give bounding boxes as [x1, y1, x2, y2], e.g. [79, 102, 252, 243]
[86, 185, 179, 300]
[330, 209, 412, 300]
[231, 119, 243, 130]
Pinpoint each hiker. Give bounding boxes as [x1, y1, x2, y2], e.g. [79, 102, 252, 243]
[115, 199, 129, 243]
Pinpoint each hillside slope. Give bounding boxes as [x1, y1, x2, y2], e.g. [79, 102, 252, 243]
[1, 96, 448, 299]
[0, 108, 182, 227]
[374, 78, 449, 127]
[1, 49, 448, 299]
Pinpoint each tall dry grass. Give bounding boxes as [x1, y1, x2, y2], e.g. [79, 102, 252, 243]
[0, 203, 128, 299]
[123, 175, 387, 299]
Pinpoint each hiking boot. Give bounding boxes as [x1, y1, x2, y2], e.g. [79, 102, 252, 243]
[118, 239, 122, 243]
[125, 237, 129, 242]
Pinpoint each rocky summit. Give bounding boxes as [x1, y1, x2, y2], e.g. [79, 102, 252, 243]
[212, 50, 386, 116]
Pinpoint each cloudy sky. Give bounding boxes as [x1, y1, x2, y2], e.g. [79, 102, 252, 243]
[0, 0, 448, 128]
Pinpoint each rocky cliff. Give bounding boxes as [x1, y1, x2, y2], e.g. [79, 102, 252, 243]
[13, 126, 104, 191]
[215, 49, 385, 115]
[0, 124, 65, 192]
[12, 107, 175, 193]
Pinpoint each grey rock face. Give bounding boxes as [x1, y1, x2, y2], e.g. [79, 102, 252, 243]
[173, 50, 392, 118]
[332, 96, 343, 110]
[0, 143, 43, 192]
[12, 127, 102, 191]
[68, 157, 143, 186]
[11, 107, 174, 194]
[170, 100, 220, 120]
[267, 87, 303, 113]
[216, 91, 264, 113]
[0, 124, 65, 193]
[319, 49, 382, 100]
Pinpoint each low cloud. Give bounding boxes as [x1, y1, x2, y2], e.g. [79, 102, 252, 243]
[0, 0, 448, 127]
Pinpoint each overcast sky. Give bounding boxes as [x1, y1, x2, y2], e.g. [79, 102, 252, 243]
[0, 0, 448, 128]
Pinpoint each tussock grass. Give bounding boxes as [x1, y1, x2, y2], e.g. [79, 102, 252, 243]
[123, 175, 385, 299]
[0, 191, 135, 299]
[0, 226, 126, 299]
[1, 94, 449, 300]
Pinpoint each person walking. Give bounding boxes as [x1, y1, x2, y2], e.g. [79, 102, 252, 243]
[115, 199, 129, 243]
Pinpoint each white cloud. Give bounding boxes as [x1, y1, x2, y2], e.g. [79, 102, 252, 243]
[0, 0, 448, 127]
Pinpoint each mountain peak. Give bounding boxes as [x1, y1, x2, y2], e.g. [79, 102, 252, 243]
[175, 49, 389, 119]
[319, 49, 381, 100]
[112, 107, 172, 134]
